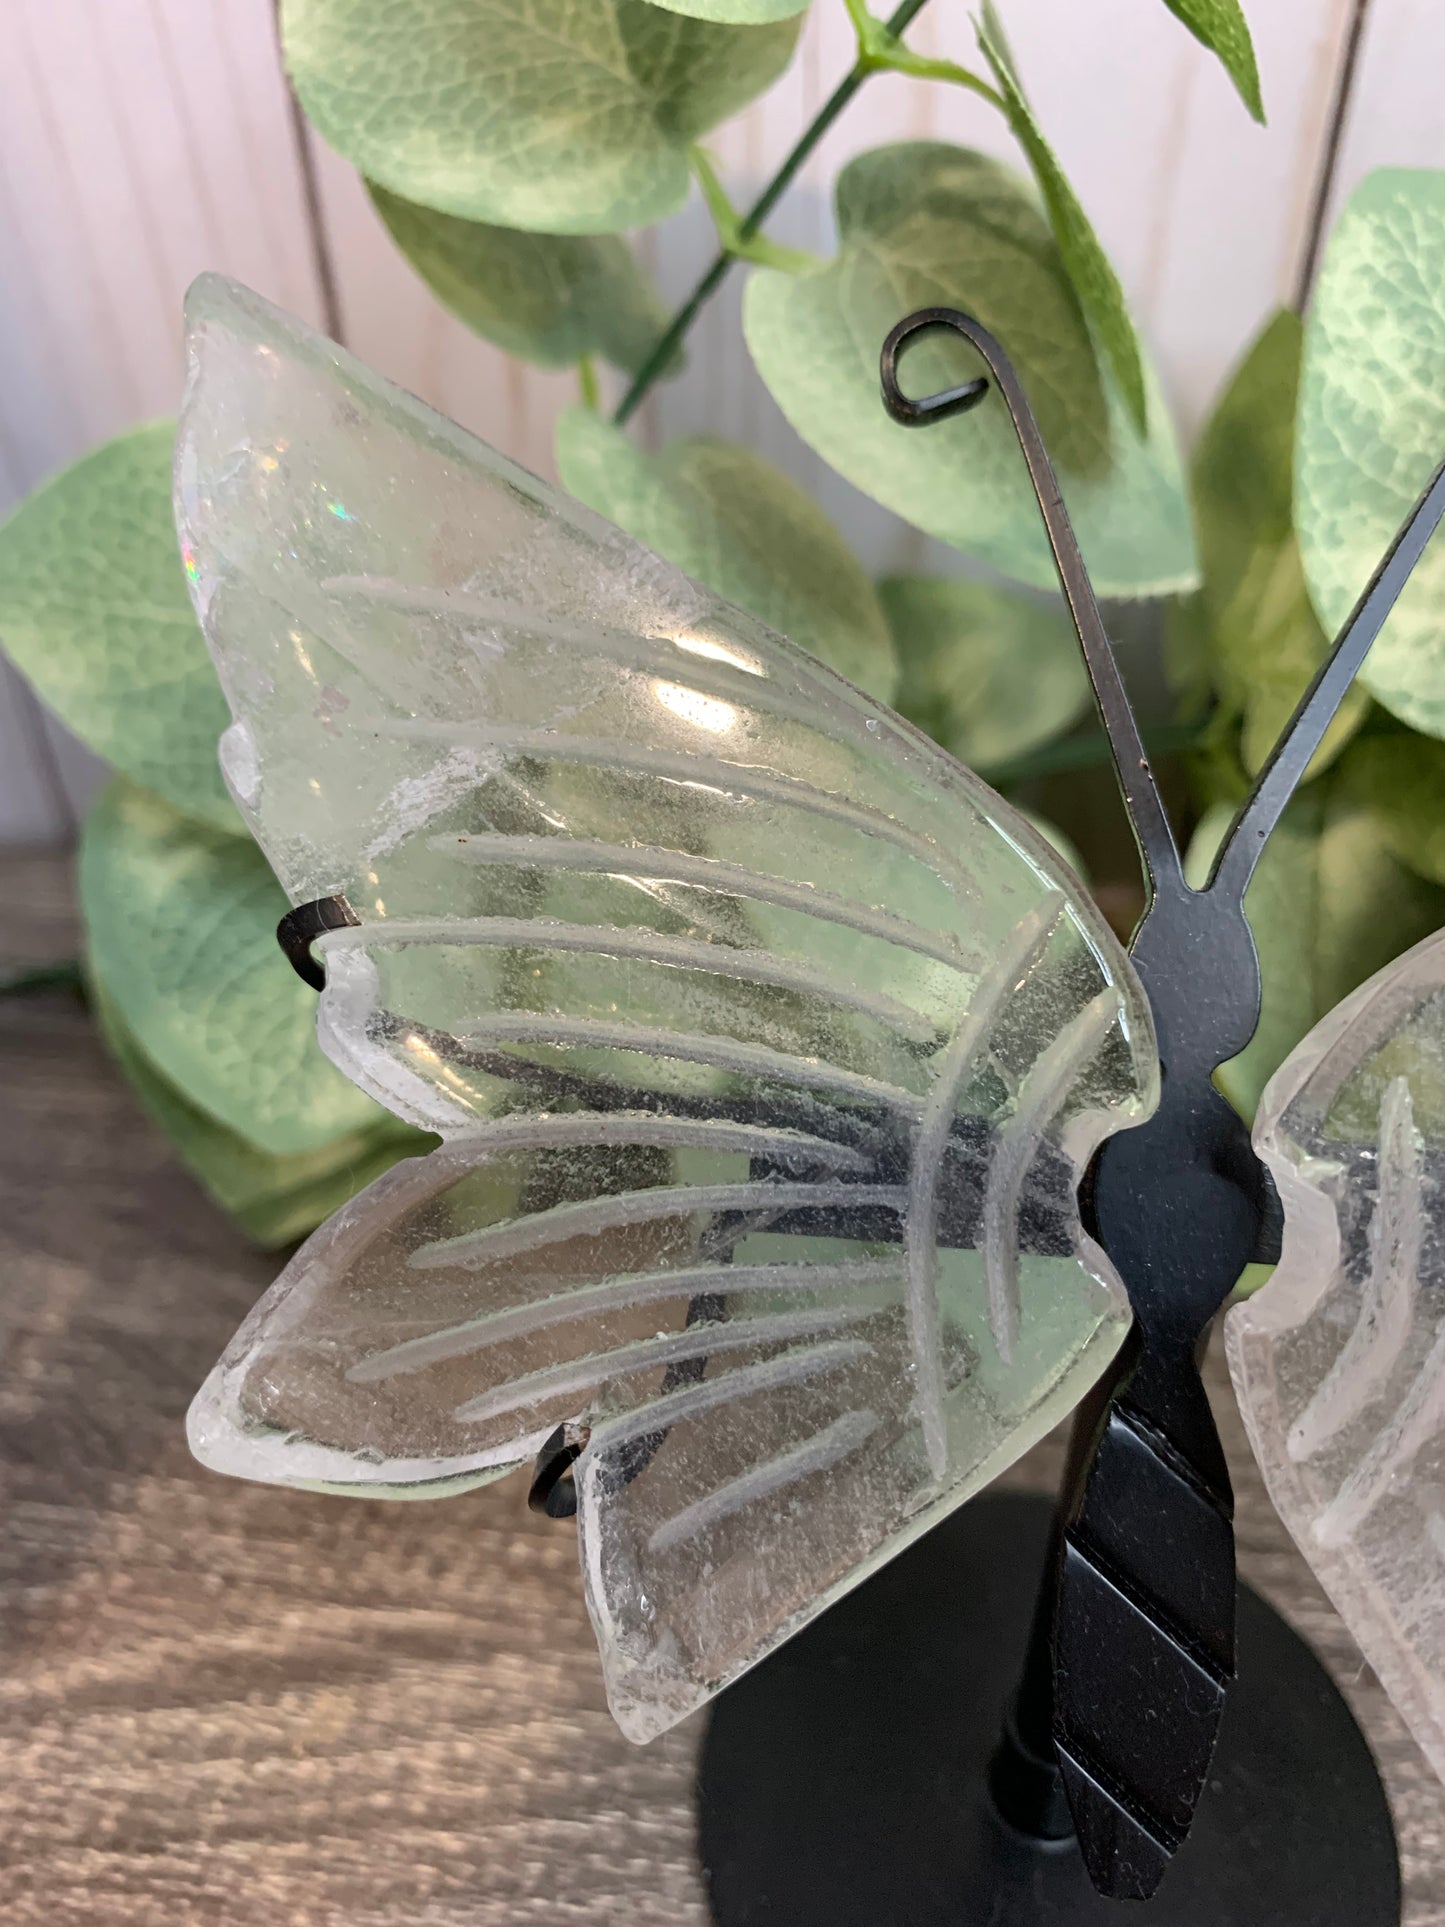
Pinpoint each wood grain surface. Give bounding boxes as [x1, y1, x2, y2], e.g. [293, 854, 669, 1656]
[2, 852, 1443, 1924]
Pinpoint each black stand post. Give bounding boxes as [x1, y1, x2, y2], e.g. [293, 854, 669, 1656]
[696, 1488, 1401, 1925]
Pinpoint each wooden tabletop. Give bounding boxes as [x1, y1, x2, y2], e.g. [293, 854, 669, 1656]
[3, 851, 1443, 1925]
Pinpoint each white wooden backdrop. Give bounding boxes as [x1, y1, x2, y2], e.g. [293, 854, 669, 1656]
[0, 0, 1432, 846]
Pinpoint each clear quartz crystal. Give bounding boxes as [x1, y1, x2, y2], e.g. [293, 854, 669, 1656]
[1229, 927, 1445, 1782]
[178, 274, 1159, 1741]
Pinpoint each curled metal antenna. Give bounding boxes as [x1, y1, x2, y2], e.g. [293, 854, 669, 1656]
[881, 307, 1184, 900]
[878, 324, 988, 426]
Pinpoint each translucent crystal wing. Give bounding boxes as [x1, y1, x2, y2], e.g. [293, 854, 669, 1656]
[178, 275, 1158, 1741]
[1229, 926, 1445, 1781]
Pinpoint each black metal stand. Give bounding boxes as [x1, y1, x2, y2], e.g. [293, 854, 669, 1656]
[697, 1492, 1400, 1926]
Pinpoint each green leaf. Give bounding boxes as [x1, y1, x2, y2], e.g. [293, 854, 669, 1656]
[0, 424, 237, 831]
[1335, 730, 1445, 886]
[1186, 309, 1366, 778]
[1297, 170, 1445, 740]
[879, 575, 1090, 767]
[282, 0, 801, 234]
[1194, 309, 1298, 598]
[91, 978, 430, 1248]
[555, 406, 898, 699]
[1185, 787, 1445, 1119]
[370, 185, 671, 374]
[1160, 0, 1264, 123]
[79, 779, 385, 1157]
[743, 144, 1196, 598]
[1162, 579, 1215, 721]
[1221, 543, 1368, 776]
[976, 7, 1147, 431]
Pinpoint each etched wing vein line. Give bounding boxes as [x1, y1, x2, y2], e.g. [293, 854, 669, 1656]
[586, 1339, 873, 1455]
[449, 1302, 886, 1426]
[442, 1010, 926, 1115]
[323, 915, 939, 1043]
[1292, 1075, 1423, 1462]
[322, 576, 842, 735]
[647, 1410, 883, 1557]
[393, 1111, 875, 1170]
[350, 1260, 906, 1382]
[1315, 1078, 1438, 1545]
[379, 718, 975, 886]
[411, 1179, 907, 1271]
[427, 832, 974, 974]
[984, 987, 1121, 1360]
[904, 895, 1066, 1475]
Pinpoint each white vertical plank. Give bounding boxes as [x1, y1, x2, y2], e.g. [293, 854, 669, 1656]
[0, 0, 326, 845]
[306, 134, 578, 479]
[0, 0, 324, 469]
[1316, 0, 1445, 236]
[1138, 0, 1358, 429]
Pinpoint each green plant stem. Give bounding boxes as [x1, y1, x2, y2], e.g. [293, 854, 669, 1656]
[845, 0, 1004, 105]
[877, 49, 1003, 106]
[691, 146, 819, 273]
[613, 0, 936, 428]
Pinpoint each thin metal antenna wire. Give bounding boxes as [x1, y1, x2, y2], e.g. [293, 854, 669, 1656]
[880, 309, 1183, 897]
[1211, 453, 1445, 905]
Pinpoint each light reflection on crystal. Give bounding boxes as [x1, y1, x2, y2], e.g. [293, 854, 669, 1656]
[653, 680, 736, 733]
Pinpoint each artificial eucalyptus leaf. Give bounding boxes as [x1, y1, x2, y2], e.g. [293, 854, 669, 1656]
[80, 779, 385, 1158]
[977, 7, 1147, 431]
[1193, 309, 1298, 598]
[1160, 0, 1264, 122]
[1186, 309, 1365, 778]
[1223, 546, 1368, 777]
[370, 185, 671, 374]
[1185, 789, 1445, 1119]
[282, 0, 800, 234]
[0, 424, 237, 831]
[1335, 730, 1445, 887]
[1298, 170, 1445, 740]
[743, 143, 1196, 598]
[1163, 578, 1214, 722]
[880, 574, 1090, 767]
[555, 406, 897, 698]
[92, 980, 430, 1248]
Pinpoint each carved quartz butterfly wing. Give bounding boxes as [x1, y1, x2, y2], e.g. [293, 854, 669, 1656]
[1229, 927, 1445, 1781]
[179, 274, 1158, 1740]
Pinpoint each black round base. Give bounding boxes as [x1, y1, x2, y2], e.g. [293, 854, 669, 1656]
[697, 1494, 1399, 1926]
